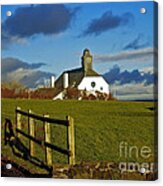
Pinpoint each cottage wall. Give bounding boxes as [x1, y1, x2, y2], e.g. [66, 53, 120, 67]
[78, 76, 109, 94]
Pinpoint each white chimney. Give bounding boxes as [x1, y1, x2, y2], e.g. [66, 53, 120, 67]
[50, 76, 55, 88]
[63, 73, 69, 88]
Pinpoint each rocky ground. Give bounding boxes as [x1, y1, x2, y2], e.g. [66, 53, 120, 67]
[1, 158, 157, 180]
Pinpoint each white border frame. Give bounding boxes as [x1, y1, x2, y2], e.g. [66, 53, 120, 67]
[0, 1, 162, 186]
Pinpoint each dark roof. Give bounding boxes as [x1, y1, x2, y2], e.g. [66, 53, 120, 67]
[65, 67, 83, 73]
[55, 68, 83, 89]
[55, 67, 100, 90]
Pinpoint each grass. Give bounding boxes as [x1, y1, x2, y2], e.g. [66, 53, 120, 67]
[1, 98, 157, 174]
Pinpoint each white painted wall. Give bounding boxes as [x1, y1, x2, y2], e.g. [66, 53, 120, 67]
[63, 73, 69, 88]
[53, 91, 64, 100]
[78, 76, 109, 94]
[50, 76, 55, 88]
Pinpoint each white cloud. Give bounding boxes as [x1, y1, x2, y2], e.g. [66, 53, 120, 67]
[94, 48, 157, 63]
[111, 82, 157, 100]
[7, 68, 35, 82]
[140, 66, 157, 75]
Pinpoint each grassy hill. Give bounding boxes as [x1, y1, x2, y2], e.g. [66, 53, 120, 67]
[1, 99, 157, 175]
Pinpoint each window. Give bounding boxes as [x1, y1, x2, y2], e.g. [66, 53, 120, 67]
[100, 87, 103, 91]
[91, 81, 96, 88]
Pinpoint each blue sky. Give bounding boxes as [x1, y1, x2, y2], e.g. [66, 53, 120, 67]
[1, 1, 158, 99]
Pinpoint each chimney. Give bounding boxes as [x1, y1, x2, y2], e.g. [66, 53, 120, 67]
[63, 72, 69, 88]
[50, 76, 55, 88]
[81, 48, 93, 73]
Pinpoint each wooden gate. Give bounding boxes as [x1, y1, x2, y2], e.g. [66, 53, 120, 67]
[15, 107, 75, 167]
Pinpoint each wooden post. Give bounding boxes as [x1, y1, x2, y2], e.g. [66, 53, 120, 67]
[28, 110, 35, 157]
[16, 107, 21, 138]
[67, 116, 75, 165]
[44, 114, 53, 167]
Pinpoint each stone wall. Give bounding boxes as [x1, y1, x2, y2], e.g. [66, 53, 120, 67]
[52, 161, 157, 180]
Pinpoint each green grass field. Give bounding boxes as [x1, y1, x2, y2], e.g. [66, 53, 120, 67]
[1, 99, 157, 174]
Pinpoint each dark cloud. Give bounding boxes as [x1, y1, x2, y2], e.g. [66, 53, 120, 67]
[123, 34, 149, 50]
[80, 11, 134, 37]
[2, 57, 45, 74]
[2, 4, 79, 47]
[103, 65, 155, 85]
[103, 65, 157, 101]
[1, 57, 54, 88]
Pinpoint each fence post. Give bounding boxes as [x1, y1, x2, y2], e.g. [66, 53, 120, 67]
[28, 110, 35, 157]
[16, 107, 21, 138]
[67, 116, 75, 165]
[44, 114, 53, 167]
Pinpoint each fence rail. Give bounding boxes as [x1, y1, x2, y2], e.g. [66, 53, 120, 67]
[15, 107, 75, 167]
[16, 109, 69, 126]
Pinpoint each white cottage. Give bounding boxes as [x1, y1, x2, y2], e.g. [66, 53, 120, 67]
[54, 49, 109, 99]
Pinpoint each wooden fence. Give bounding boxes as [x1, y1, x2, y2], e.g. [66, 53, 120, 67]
[15, 107, 75, 167]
